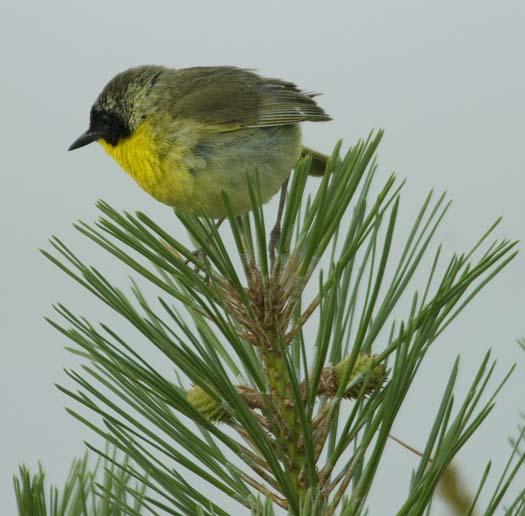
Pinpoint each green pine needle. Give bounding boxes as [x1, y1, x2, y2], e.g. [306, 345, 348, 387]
[31, 134, 523, 515]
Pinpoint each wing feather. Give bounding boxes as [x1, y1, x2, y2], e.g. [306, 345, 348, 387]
[169, 67, 331, 131]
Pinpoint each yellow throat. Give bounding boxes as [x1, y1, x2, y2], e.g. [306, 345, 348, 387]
[99, 120, 163, 195]
[98, 119, 197, 210]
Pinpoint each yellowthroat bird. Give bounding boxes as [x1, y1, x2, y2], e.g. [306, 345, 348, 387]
[69, 65, 330, 262]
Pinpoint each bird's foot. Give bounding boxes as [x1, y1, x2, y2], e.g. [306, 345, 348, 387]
[269, 224, 281, 271]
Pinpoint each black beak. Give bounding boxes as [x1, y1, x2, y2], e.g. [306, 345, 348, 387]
[68, 130, 100, 151]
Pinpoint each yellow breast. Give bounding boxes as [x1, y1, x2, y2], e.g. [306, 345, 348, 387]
[99, 120, 194, 207]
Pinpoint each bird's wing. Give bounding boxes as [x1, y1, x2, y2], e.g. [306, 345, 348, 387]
[252, 77, 331, 128]
[169, 67, 331, 132]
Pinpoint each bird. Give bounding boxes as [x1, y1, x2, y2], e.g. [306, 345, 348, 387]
[68, 65, 331, 265]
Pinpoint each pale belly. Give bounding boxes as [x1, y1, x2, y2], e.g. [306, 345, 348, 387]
[151, 125, 302, 219]
[154, 161, 290, 219]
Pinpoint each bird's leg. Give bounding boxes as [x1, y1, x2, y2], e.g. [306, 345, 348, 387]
[185, 218, 225, 268]
[269, 178, 289, 271]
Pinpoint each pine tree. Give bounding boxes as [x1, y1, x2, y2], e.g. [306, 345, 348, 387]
[15, 132, 525, 514]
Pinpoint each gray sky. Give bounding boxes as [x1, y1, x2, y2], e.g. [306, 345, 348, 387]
[1, 0, 524, 514]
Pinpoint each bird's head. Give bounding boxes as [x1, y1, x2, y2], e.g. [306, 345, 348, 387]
[68, 65, 166, 151]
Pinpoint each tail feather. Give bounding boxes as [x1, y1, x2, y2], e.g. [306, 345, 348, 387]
[301, 146, 329, 176]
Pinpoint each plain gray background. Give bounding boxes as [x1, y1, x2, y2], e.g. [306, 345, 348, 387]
[1, 1, 524, 514]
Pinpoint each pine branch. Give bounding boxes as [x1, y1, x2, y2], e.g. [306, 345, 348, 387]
[13, 447, 150, 516]
[37, 133, 523, 515]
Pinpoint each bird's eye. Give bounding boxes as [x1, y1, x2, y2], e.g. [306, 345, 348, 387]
[100, 113, 111, 126]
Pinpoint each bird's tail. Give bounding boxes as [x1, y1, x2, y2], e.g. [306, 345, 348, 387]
[301, 146, 329, 176]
